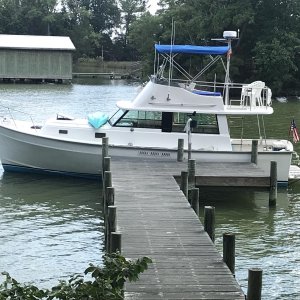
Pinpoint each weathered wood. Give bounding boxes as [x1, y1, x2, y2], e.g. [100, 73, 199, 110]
[106, 187, 115, 207]
[102, 137, 109, 175]
[190, 188, 200, 216]
[109, 157, 245, 299]
[247, 268, 263, 300]
[269, 161, 277, 206]
[104, 171, 112, 190]
[103, 170, 112, 213]
[204, 206, 215, 243]
[103, 156, 111, 173]
[251, 140, 258, 164]
[188, 159, 196, 187]
[180, 170, 188, 198]
[223, 233, 235, 275]
[107, 205, 117, 252]
[111, 232, 122, 253]
[177, 138, 184, 162]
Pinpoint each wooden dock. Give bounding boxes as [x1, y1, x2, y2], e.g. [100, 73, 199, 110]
[72, 72, 132, 79]
[109, 157, 249, 299]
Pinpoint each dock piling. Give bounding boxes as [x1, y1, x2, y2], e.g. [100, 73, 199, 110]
[107, 205, 117, 252]
[247, 268, 263, 300]
[103, 157, 111, 173]
[111, 232, 122, 253]
[269, 161, 277, 206]
[251, 140, 258, 164]
[188, 159, 196, 187]
[204, 206, 215, 243]
[102, 137, 109, 175]
[180, 171, 188, 198]
[105, 187, 115, 215]
[177, 138, 184, 162]
[190, 188, 199, 216]
[223, 233, 235, 275]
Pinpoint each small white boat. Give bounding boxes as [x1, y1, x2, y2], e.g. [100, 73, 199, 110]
[0, 31, 294, 185]
[276, 96, 288, 102]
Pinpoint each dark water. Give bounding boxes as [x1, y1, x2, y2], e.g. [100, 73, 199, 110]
[0, 171, 103, 286]
[0, 79, 300, 298]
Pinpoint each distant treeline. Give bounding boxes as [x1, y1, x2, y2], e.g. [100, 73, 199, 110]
[0, 0, 299, 95]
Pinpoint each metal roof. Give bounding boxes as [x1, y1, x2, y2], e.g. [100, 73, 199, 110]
[0, 34, 76, 51]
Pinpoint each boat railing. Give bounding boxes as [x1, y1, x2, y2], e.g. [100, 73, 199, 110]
[154, 76, 272, 109]
[0, 103, 39, 131]
[228, 83, 272, 110]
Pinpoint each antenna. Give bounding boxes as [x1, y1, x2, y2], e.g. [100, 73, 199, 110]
[168, 19, 175, 87]
[223, 31, 237, 106]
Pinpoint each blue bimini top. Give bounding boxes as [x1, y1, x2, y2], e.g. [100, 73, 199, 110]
[155, 44, 229, 55]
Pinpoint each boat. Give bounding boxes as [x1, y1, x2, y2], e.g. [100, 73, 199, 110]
[0, 31, 295, 185]
[275, 96, 288, 103]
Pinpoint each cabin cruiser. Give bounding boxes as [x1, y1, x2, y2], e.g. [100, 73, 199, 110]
[0, 31, 294, 184]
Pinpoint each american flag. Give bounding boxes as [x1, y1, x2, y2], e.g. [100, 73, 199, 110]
[290, 119, 300, 143]
[227, 48, 232, 58]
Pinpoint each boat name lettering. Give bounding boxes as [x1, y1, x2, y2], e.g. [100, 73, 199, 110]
[138, 150, 170, 157]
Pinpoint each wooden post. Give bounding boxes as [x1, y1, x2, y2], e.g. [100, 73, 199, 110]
[177, 138, 184, 162]
[103, 171, 112, 212]
[204, 206, 215, 243]
[247, 268, 263, 300]
[251, 140, 258, 164]
[269, 161, 277, 206]
[105, 187, 115, 216]
[102, 137, 109, 176]
[190, 188, 199, 216]
[180, 171, 188, 198]
[107, 205, 117, 252]
[106, 187, 115, 206]
[111, 232, 122, 253]
[223, 233, 235, 275]
[103, 157, 111, 173]
[188, 142, 192, 160]
[104, 171, 112, 191]
[188, 159, 196, 187]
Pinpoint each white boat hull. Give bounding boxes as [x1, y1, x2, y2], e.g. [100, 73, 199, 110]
[0, 123, 292, 184]
[0, 125, 102, 178]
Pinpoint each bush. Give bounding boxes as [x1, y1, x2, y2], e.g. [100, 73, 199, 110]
[0, 252, 152, 300]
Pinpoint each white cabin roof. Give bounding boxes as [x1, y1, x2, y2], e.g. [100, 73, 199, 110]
[0, 34, 75, 51]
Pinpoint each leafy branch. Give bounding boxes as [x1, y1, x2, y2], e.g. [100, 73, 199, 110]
[0, 252, 152, 300]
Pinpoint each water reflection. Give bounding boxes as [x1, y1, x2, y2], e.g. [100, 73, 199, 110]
[0, 171, 103, 287]
[0, 79, 140, 122]
[199, 186, 300, 299]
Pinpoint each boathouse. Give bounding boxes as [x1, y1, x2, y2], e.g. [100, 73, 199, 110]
[0, 34, 75, 83]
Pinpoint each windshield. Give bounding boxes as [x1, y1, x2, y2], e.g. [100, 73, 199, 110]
[108, 109, 126, 125]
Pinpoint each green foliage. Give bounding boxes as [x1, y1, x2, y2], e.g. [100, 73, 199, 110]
[0, 0, 299, 93]
[0, 252, 152, 300]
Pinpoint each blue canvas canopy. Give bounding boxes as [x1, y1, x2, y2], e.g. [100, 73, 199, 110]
[155, 44, 229, 55]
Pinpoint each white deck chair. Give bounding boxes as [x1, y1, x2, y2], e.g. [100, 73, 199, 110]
[241, 81, 265, 107]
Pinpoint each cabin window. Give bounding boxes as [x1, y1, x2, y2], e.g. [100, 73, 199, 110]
[111, 110, 218, 134]
[172, 113, 219, 134]
[113, 110, 162, 129]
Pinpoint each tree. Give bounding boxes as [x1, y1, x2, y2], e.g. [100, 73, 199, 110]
[0, 253, 152, 300]
[129, 12, 163, 70]
[0, 0, 58, 35]
[119, 0, 148, 46]
[90, 0, 120, 34]
[249, 0, 300, 93]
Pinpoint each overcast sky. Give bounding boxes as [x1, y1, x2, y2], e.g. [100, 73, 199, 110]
[148, 1, 159, 14]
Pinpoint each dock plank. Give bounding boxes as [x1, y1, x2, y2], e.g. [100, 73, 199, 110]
[109, 158, 246, 299]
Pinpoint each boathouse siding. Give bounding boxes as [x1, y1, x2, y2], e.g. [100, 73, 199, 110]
[0, 34, 75, 82]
